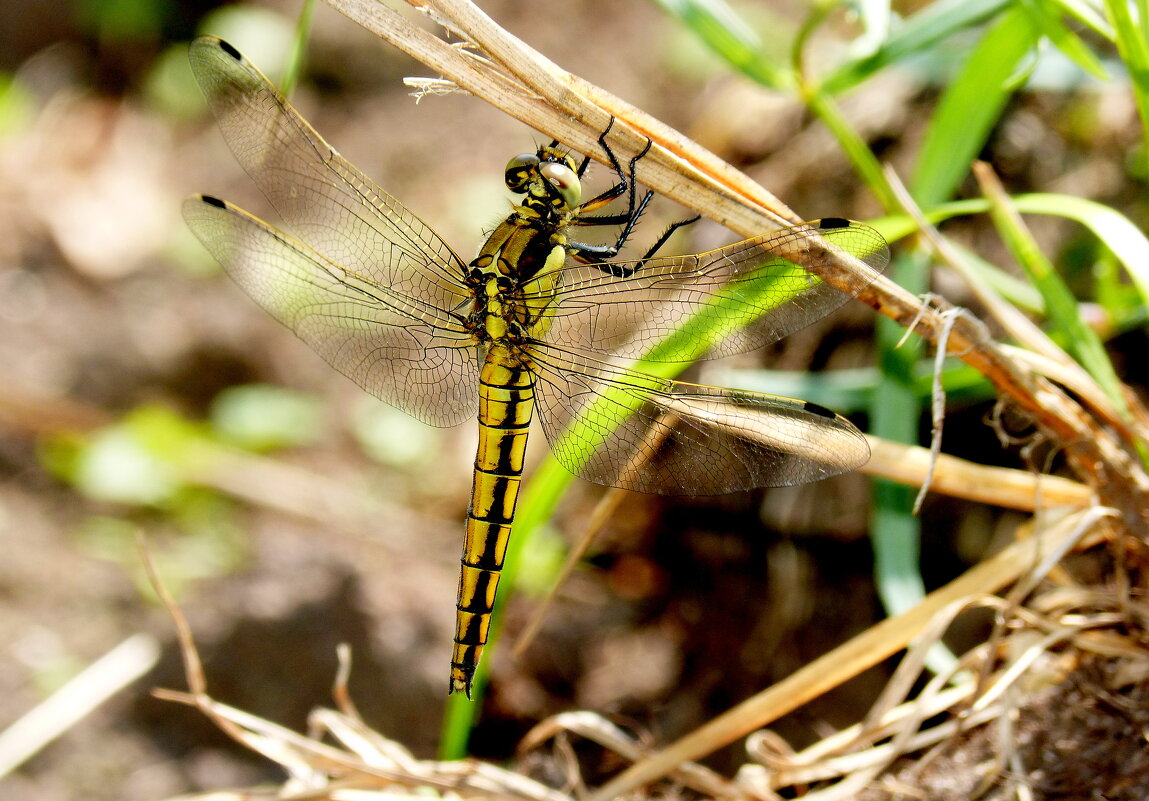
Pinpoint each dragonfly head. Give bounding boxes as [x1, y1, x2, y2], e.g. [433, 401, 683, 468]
[504, 148, 581, 212]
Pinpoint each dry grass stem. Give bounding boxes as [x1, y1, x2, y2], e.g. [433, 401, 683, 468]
[509, 485, 627, 659]
[520, 711, 739, 799]
[583, 506, 1109, 800]
[0, 633, 160, 779]
[863, 436, 1090, 511]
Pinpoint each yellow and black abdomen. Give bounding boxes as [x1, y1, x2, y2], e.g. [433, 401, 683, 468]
[450, 344, 536, 696]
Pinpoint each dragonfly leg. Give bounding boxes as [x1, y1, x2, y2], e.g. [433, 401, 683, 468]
[575, 118, 635, 214]
[566, 121, 701, 274]
[638, 213, 702, 261]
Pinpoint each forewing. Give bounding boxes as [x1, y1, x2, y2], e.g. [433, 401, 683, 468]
[188, 36, 470, 309]
[184, 195, 478, 427]
[539, 219, 888, 361]
[531, 345, 869, 494]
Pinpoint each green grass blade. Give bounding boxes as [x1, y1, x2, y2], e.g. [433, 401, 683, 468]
[868, 253, 925, 634]
[821, 0, 1011, 94]
[1013, 194, 1149, 308]
[979, 175, 1129, 413]
[911, 7, 1040, 207]
[874, 195, 1149, 312]
[1044, 0, 1114, 38]
[1103, 0, 1149, 170]
[652, 0, 791, 89]
[1019, 0, 1109, 79]
[547, 257, 848, 468]
[280, 0, 316, 97]
[860, 6, 1038, 660]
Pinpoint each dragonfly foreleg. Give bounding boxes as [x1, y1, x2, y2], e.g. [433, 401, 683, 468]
[575, 118, 640, 215]
[567, 120, 702, 274]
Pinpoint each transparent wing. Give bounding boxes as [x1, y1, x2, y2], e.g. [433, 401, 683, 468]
[531, 345, 868, 494]
[188, 36, 470, 309]
[184, 195, 478, 427]
[536, 219, 888, 361]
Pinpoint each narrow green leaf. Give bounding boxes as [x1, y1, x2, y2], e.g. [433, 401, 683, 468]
[874, 195, 1149, 312]
[821, 0, 1010, 94]
[1043, 0, 1114, 39]
[652, 0, 791, 89]
[1014, 195, 1149, 310]
[1019, 0, 1109, 79]
[1103, 0, 1149, 169]
[980, 180, 1128, 413]
[911, 8, 1040, 206]
[281, 0, 317, 97]
[868, 252, 926, 654]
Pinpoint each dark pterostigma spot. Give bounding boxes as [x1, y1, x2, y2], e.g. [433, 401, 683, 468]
[219, 40, 242, 61]
[819, 217, 850, 230]
[804, 401, 837, 419]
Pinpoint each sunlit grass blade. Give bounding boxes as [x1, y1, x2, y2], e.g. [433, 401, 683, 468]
[873, 194, 1149, 313]
[1011, 194, 1149, 308]
[868, 254, 925, 637]
[651, 0, 791, 89]
[549, 263, 824, 470]
[871, 210, 1045, 312]
[975, 164, 1128, 414]
[821, 0, 1011, 94]
[1102, 0, 1149, 171]
[1045, 0, 1114, 38]
[1018, 0, 1109, 79]
[911, 7, 1039, 208]
[280, 0, 316, 96]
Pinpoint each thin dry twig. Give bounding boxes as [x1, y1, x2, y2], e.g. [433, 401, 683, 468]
[0, 633, 160, 778]
[521, 711, 739, 799]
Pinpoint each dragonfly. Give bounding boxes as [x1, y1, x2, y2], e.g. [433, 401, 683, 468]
[182, 36, 889, 698]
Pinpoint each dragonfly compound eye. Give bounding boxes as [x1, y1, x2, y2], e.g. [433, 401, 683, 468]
[539, 160, 581, 209]
[504, 153, 540, 193]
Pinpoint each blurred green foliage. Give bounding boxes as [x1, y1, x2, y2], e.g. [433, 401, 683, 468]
[42, 386, 329, 597]
[211, 383, 323, 452]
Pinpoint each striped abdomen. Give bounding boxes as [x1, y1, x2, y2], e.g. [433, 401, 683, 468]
[450, 344, 536, 697]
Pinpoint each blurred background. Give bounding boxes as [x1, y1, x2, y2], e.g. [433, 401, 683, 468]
[1, 0, 1144, 798]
